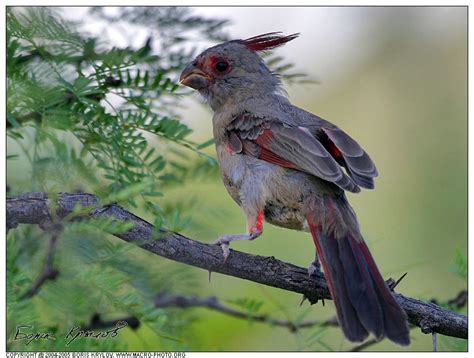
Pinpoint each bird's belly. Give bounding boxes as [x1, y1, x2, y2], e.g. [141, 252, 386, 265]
[264, 200, 307, 231]
[217, 146, 320, 231]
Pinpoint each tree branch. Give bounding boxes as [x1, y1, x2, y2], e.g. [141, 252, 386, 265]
[85, 313, 140, 331]
[6, 192, 468, 340]
[154, 292, 338, 332]
[21, 224, 61, 299]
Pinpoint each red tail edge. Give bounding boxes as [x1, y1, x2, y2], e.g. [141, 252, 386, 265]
[308, 222, 342, 316]
[306, 216, 410, 345]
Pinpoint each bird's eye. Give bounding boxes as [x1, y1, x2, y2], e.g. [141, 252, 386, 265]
[215, 61, 229, 72]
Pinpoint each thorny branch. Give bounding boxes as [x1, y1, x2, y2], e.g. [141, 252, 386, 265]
[84, 288, 466, 351]
[6, 192, 468, 341]
[153, 287, 465, 351]
[84, 293, 335, 334]
[154, 292, 338, 332]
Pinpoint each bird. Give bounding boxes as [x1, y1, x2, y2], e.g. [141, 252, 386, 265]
[179, 32, 410, 346]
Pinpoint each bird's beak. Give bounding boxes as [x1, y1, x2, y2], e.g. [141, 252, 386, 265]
[179, 63, 211, 90]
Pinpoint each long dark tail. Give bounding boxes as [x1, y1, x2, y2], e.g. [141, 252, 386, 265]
[306, 198, 410, 345]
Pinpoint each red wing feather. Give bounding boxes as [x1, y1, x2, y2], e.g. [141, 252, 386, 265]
[254, 128, 298, 168]
[258, 147, 298, 169]
[227, 113, 360, 193]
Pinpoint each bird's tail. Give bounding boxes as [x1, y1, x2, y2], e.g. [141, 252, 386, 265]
[306, 195, 410, 345]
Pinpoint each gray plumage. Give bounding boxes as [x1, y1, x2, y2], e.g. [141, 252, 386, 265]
[179, 32, 409, 346]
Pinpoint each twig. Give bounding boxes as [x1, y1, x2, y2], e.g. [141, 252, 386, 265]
[448, 290, 467, 309]
[349, 337, 381, 352]
[6, 192, 468, 340]
[155, 292, 338, 332]
[21, 225, 61, 299]
[84, 313, 140, 331]
[349, 324, 419, 351]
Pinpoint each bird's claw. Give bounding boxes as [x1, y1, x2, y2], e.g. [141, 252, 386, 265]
[220, 242, 230, 263]
[249, 231, 261, 240]
[212, 231, 262, 263]
[212, 235, 232, 263]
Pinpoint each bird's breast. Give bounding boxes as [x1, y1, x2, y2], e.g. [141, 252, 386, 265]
[216, 144, 248, 204]
[216, 143, 311, 231]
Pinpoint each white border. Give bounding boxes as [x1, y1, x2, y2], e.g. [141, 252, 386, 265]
[1, 2, 470, 356]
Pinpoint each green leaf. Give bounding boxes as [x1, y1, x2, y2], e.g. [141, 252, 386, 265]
[134, 69, 141, 86]
[142, 191, 163, 197]
[103, 180, 153, 204]
[6, 113, 21, 128]
[151, 71, 163, 88]
[196, 138, 215, 149]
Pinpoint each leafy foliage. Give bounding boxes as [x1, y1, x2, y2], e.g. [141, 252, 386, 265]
[6, 7, 227, 351]
[7, 7, 218, 204]
[227, 297, 265, 320]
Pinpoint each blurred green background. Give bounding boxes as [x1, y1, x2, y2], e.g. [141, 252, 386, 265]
[7, 6, 467, 352]
[164, 6, 468, 352]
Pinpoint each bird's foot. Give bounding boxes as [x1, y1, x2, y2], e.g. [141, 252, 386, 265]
[212, 231, 261, 262]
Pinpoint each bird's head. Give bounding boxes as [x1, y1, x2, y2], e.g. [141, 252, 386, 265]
[180, 32, 299, 110]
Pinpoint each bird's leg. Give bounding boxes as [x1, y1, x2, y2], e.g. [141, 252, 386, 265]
[307, 249, 322, 277]
[213, 211, 264, 262]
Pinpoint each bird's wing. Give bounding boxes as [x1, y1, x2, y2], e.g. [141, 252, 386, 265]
[227, 113, 364, 193]
[316, 126, 378, 189]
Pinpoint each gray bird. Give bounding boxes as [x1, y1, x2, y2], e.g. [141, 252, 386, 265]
[180, 32, 410, 345]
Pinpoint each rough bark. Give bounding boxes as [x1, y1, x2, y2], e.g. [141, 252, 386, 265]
[6, 192, 468, 340]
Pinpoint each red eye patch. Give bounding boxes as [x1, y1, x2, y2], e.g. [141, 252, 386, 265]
[207, 55, 231, 74]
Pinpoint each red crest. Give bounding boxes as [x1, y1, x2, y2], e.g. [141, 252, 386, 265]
[239, 32, 299, 52]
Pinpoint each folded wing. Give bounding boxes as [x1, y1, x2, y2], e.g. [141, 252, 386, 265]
[317, 127, 378, 189]
[227, 113, 377, 193]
